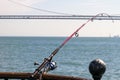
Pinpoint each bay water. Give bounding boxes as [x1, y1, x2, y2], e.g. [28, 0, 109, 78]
[0, 37, 120, 80]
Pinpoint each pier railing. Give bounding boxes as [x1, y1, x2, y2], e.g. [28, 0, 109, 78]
[0, 72, 88, 80]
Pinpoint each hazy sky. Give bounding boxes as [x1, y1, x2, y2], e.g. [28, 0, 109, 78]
[0, 0, 120, 37]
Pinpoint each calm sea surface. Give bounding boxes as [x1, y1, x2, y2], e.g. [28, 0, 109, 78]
[0, 37, 120, 80]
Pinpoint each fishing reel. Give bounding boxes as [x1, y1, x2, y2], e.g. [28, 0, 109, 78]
[34, 60, 57, 73]
[43, 61, 57, 73]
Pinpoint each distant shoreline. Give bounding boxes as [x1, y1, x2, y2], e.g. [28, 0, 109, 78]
[0, 36, 115, 38]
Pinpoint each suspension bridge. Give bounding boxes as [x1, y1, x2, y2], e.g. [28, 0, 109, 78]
[0, 15, 120, 20]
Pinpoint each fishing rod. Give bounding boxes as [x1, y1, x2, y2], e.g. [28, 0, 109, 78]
[31, 13, 113, 78]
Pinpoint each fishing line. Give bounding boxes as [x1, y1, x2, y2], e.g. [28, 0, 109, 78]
[59, 13, 114, 49]
[32, 13, 114, 77]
